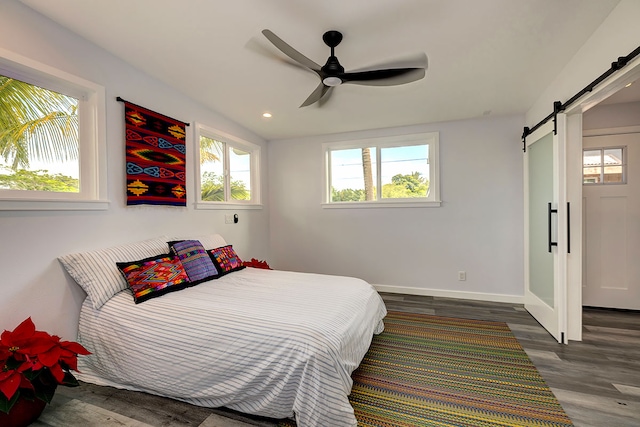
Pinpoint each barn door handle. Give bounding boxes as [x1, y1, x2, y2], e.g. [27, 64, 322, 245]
[548, 202, 558, 253]
[567, 202, 571, 254]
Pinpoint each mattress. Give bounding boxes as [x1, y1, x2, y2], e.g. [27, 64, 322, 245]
[76, 267, 387, 427]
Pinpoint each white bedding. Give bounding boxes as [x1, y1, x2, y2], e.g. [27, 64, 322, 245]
[76, 267, 387, 427]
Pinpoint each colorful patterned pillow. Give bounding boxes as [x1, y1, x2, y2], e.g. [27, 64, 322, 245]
[117, 253, 191, 304]
[168, 240, 219, 283]
[208, 245, 245, 275]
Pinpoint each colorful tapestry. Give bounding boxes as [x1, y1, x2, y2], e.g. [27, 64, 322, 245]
[124, 101, 187, 206]
[279, 311, 573, 427]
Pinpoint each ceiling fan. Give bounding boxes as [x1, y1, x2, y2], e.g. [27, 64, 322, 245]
[262, 29, 428, 107]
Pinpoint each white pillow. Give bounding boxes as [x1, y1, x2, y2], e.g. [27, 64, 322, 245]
[59, 236, 170, 309]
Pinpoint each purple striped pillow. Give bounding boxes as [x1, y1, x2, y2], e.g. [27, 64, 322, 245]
[169, 240, 220, 283]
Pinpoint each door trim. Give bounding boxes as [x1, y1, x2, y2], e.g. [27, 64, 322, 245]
[561, 55, 640, 341]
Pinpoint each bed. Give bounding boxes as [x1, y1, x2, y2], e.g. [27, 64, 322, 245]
[59, 235, 387, 427]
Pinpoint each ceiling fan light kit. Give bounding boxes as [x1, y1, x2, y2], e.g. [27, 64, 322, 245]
[262, 29, 428, 107]
[322, 76, 342, 87]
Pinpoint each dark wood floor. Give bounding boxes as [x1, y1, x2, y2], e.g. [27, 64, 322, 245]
[34, 293, 640, 427]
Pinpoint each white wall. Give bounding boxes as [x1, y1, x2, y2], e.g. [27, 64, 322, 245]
[583, 101, 640, 130]
[526, 0, 640, 127]
[0, 1, 269, 338]
[268, 115, 525, 301]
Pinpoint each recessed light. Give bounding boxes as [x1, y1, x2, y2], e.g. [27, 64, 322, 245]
[625, 82, 633, 88]
[262, 112, 272, 118]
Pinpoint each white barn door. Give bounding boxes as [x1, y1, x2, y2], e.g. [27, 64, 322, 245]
[524, 119, 569, 344]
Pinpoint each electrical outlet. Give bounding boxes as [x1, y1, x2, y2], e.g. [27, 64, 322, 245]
[225, 214, 233, 224]
[458, 271, 466, 281]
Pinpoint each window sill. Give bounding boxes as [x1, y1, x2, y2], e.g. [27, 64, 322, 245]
[0, 199, 110, 211]
[582, 182, 626, 186]
[322, 200, 441, 209]
[194, 202, 263, 210]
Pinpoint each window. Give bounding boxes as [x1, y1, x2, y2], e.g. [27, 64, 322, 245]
[323, 132, 440, 207]
[0, 48, 106, 210]
[194, 123, 261, 209]
[583, 147, 625, 185]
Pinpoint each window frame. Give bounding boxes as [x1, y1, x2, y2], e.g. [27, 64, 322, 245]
[582, 146, 626, 185]
[194, 123, 261, 210]
[322, 132, 441, 208]
[0, 48, 107, 211]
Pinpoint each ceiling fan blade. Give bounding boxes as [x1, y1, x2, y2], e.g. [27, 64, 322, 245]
[351, 53, 428, 73]
[246, 36, 312, 73]
[317, 87, 335, 107]
[262, 29, 321, 72]
[300, 82, 333, 107]
[341, 68, 426, 86]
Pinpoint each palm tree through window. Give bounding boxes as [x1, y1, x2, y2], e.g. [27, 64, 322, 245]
[0, 74, 79, 192]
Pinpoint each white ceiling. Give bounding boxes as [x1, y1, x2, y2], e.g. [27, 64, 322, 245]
[20, 0, 623, 141]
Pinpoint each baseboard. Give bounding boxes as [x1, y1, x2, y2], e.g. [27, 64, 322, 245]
[373, 284, 524, 304]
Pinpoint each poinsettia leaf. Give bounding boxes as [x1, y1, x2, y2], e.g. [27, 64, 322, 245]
[34, 384, 56, 403]
[60, 341, 91, 356]
[18, 375, 34, 391]
[22, 368, 46, 382]
[0, 389, 20, 414]
[0, 370, 22, 400]
[19, 317, 36, 330]
[48, 363, 65, 383]
[37, 345, 62, 367]
[18, 359, 41, 372]
[0, 331, 10, 347]
[34, 331, 59, 344]
[20, 332, 57, 356]
[61, 371, 79, 387]
[60, 354, 78, 371]
[0, 346, 11, 362]
[22, 369, 36, 381]
[7, 318, 36, 342]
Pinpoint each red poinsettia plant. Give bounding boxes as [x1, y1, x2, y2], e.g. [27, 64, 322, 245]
[242, 258, 272, 269]
[0, 317, 90, 414]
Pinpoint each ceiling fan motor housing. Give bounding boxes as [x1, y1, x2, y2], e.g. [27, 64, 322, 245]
[321, 30, 344, 85]
[322, 56, 344, 74]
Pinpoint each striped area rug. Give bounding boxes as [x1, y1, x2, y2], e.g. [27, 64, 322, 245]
[280, 311, 573, 427]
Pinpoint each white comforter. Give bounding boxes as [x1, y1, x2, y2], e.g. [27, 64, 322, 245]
[76, 267, 387, 427]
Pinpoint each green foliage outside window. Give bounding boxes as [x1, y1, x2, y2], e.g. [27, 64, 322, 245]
[0, 167, 78, 192]
[331, 187, 366, 202]
[331, 172, 429, 202]
[383, 172, 429, 198]
[201, 171, 249, 201]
